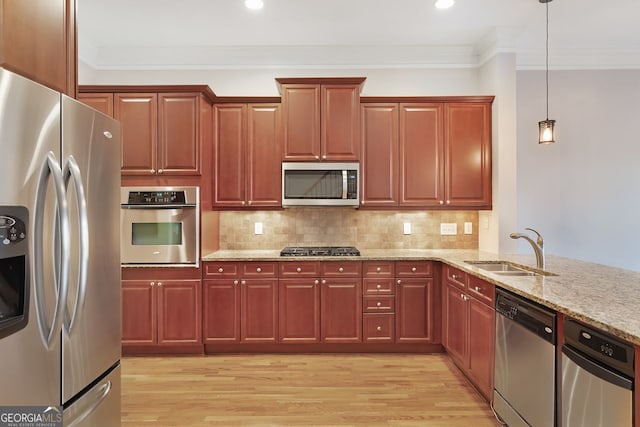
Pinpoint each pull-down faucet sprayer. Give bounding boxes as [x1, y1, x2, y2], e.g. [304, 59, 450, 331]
[510, 228, 545, 270]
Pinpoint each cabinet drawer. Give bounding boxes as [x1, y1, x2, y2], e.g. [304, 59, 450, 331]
[363, 296, 395, 313]
[242, 262, 278, 278]
[279, 261, 321, 277]
[321, 261, 362, 277]
[203, 262, 240, 278]
[395, 261, 432, 277]
[445, 265, 467, 290]
[363, 313, 395, 343]
[363, 278, 395, 295]
[467, 276, 495, 306]
[363, 261, 395, 278]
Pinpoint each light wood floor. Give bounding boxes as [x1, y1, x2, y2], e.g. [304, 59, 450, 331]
[121, 354, 499, 426]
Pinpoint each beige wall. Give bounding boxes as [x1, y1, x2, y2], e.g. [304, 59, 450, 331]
[213, 209, 478, 250]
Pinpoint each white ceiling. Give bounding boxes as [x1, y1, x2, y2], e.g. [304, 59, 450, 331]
[79, 0, 640, 70]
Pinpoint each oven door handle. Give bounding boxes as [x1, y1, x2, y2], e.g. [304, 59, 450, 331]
[120, 204, 197, 209]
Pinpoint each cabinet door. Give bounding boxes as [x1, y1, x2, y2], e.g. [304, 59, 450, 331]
[121, 280, 156, 345]
[241, 279, 278, 343]
[321, 279, 362, 343]
[114, 93, 158, 175]
[444, 284, 468, 366]
[281, 84, 321, 160]
[77, 93, 114, 117]
[399, 103, 445, 207]
[360, 103, 399, 207]
[468, 298, 495, 401]
[0, 0, 76, 95]
[214, 104, 246, 207]
[396, 278, 434, 343]
[158, 93, 200, 175]
[156, 280, 201, 345]
[247, 104, 282, 206]
[278, 279, 320, 343]
[203, 279, 241, 343]
[444, 103, 492, 208]
[321, 84, 360, 161]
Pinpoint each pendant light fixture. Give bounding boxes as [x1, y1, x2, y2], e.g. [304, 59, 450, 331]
[538, 0, 556, 144]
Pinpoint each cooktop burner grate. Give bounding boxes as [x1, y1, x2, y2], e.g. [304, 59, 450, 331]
[280, 246, 361, 257]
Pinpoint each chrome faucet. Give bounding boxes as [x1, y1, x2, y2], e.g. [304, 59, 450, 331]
[510, 228, 545, 270]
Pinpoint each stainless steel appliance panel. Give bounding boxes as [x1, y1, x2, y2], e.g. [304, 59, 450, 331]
[0, 67, 63, 406]
[63, 364, 121, 427]
[61, 96, 122, 403]
[282, 162, 359, 207]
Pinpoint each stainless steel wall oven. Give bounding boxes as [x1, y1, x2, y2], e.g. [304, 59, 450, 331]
[120, 186, 199, 266]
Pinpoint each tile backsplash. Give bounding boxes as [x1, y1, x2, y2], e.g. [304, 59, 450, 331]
[214, 209, 478, 250]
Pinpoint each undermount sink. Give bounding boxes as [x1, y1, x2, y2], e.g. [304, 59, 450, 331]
[464, 261, 542, 277]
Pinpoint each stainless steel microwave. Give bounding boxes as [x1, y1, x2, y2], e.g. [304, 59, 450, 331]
[282, 162, 359, 207]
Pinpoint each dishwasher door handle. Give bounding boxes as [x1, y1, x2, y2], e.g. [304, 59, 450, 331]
[562, 345, 633, 390]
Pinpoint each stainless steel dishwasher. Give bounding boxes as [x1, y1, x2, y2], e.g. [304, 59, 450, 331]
[562, 318, 635, 427]
[493, 289, 557, 427]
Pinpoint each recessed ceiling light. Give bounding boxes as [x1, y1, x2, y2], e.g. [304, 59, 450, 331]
[245, 0, 264, 10]
[435, 0, 455, 9]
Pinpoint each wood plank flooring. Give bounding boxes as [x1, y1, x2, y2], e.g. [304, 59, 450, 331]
[121, 354, 498, 426]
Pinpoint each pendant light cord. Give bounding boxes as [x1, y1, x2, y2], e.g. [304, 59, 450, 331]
[545, 1, 549, 120]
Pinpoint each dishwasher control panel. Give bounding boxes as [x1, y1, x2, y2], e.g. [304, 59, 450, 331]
[495, 289, 556, 344]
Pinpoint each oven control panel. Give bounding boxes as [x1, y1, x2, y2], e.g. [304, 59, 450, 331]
[126, 191, 186, 205]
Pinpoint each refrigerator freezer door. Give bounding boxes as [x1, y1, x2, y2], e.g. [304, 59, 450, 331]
[63, 364, 121, 427]
[61, 96, 121, 403]
[0, 67, 62, 406]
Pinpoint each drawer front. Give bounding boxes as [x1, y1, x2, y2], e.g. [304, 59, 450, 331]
[363, 278, 395, 295]
[203, 262, 240, 278]
[363, 261, 395, 278]
[279, 261, 321, 277]
[363, 296, 395, 313]
[242, 262, 278, 278]
[321, 261, 362, 277]
[396, 261, 432, 278]
[467, 276, 495, 306]
[363, 313, 395, 343]
[445, 265, 467, 290]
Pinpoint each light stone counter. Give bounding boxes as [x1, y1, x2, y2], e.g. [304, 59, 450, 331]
[202, 249, 640, 346]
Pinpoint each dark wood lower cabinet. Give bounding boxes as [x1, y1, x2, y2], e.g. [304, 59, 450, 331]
[396, 279, 434, 343]
[122, 280, 156, 345]
[241, 279, 278, 343]
[467, 298, 494, 399]
[444, 284, 468, 365]
[321, 279, 362, 343]
[203, 279, 241, 343]
[279, 279, 321, 343]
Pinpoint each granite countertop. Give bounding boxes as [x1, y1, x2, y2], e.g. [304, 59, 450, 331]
[202, 249, 640, 346]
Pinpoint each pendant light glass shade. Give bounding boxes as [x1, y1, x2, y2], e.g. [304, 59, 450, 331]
[538, 119, 555, 144]
[539, 0, 556, 144]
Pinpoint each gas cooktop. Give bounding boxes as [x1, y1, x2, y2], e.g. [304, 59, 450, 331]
[280, 246, 361, 257]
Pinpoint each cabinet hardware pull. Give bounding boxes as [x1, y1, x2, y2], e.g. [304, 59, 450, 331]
[460, 293, 465, 299]
[446, 200, 451, 204]
[241, 201, 245, 205]
[322, 280, 326, 285]
[234, 280, 238, 285]
[150, 169, 155, 174]
[315, 155, 320, 160]
[376, 267, 381, 272]
[411, 267, 417, 272]
[241, 280, 246, 285]
[150, 282, 155, 287]
[158, 282, 162, 287]
[452, 274, 458, 280]
[314, 280, 319, 285]
[256, 267, 262, 273]
[439, 200, 444, 205]
[338, 267, 344, 273]
[474, 286, 481, 292]
[376, 302, 382, 307]
[158, 169, 163, 174]
[397, 280, 401, 284]
[248, 200, 252, 205]
[376, 284, 382, 289]
[376, 326, 382, 331]
[218, 267, 224, 273]
[296, 267, 302, 273]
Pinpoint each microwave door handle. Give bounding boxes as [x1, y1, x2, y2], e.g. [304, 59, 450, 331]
[342, 170, 347, 199]
[34, 152, 71, 349]
[62, 156, 89, 336]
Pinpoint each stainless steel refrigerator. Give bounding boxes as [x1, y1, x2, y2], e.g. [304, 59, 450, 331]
[0, 68, 121, 426]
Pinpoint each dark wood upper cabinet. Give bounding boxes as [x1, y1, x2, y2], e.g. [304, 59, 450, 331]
[114, 93, 158, 175]
[214, 104, 246, 207]
[277, 77, 365, 161]
[76, 93, 113, 116]
[158, 93, 201, 175]
[0, 0, 77, 96]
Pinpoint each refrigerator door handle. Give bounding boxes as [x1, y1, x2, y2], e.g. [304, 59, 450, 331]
[34, 151, 71, 349]
[66, 380, 112, 427]
[62, 156, 89, 336]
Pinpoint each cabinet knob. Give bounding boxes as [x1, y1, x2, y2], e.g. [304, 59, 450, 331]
[241, 201, 245, 205]
[158, 282, 162, 287]
[460, 293, 465, 300]
[376, 326, 382, 332]
[150, 281, 155, 287]
[411, 267, 417, 272]
[314, 280, 319, 285]
[234, 280, 239, 285]
[218, 267, 224, 273]
[439, 200, 444, 205]
[248, 200, 252, 205]
[376, 267, 381, 272]
[315, 155, 320, 160]
[296, 267, 302, 273]
[397, 280, 401, 285]
[322, 155, 327, 159]
[446, 200, 451, 205]
[322, 280, 326, 285]
[474, 286, 482, 293]
[150, 169, 155, 174]
[158, 169, 163, 174]
[376, 284, 382, 289]
[376, 301, 382, 307]
[452, 274, 458, 280]
[338, 267, 344, 273]
[256, 267, 262, 273]
[241, 280, 246, 285]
